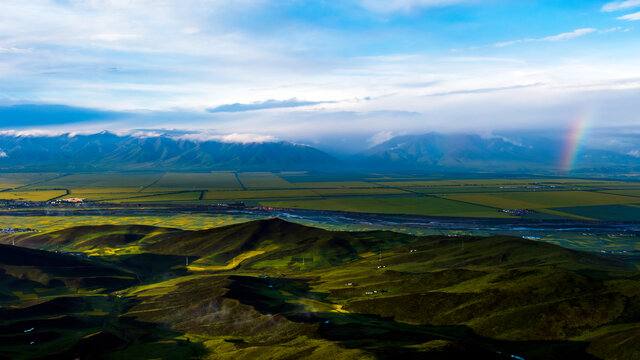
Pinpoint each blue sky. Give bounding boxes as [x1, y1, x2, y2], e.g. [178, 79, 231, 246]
[0, 0, 639, 150]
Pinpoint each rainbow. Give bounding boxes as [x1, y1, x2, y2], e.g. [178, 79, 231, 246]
[560, 106, 596, 172]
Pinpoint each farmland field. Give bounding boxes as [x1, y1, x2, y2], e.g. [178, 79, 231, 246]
[144, 171, 242, 190]
[1, 172, 640, 221]
[261, 196, 514, 218]
[0, 214, 262, 231]
[0, 190, 67, 201]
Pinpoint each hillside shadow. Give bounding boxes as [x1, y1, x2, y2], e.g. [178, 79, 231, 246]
[223, 275, 599, 360]
[0, 294, 207, 360]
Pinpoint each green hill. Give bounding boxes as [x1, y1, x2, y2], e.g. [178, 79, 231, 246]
[0, 219, 638, 359]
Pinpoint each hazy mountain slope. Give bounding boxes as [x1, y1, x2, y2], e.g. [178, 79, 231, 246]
[0, 132, 339, 171]
[359, 133, 640, 172]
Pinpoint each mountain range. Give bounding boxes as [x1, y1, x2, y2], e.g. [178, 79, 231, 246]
[0, 131, 638, 173]
[358, 133, 640, 173]
[0, 132, 337, 171]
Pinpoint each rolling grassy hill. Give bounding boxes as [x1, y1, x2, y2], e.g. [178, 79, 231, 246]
[0, 219, 638, 359]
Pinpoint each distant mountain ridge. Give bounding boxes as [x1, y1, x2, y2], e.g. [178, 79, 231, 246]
[0, 132, 339, 171]
[358, 132, 640, 173]
[0, 131, 638, 173]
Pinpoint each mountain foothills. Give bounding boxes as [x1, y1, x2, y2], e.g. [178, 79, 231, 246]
[0, 132, 639, 173]
[0, 218, 638, 360]
[0, 132, 338, 171]
[359, 133, 640, 173]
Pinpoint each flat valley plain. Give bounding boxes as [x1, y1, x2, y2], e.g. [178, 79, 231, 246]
[3, 171, 640, 221]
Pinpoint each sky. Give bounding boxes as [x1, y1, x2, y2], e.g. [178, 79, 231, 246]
[0, 0, 639, 152]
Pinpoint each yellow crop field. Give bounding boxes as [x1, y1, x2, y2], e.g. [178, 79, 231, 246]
[61, 192, 148, 201]
[0, 173, 61, 189]
[0, 214, 262, 231]
[0, 190, 67, 201]
[111, 192, 202, 203]
[68, 188, 143, 194]
[32, 173, 162, 189]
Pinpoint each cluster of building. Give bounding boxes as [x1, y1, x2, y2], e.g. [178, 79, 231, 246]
[54, 197, 85, 203]
[0, 227, 37, 233]
[500, 209, 536, 216]
[364, 289, 388, 295]
[54, 251, 90, 258]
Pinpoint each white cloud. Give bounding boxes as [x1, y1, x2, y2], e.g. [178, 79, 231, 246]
[130, 130, 164, 138]
[0, 47, 31, 53]
[0, 1, 638, 143]
[90, 33, 141, 42]
[442, 56, 525, 64]
[495, 28, 596, 47]
[602, 0, 640, 12]
[600, 27, 623, 33]
[358, 0, 472, 13]
[540, 28, 596, 41]
[628, 149, 640, 157]
[0, 129, 63, 137]
[178, 132, 278, 144]
[368, 131, 394, 146]
[181, 27, 200, 35]
[0, 150, 7, 158]
[618, 11, 640, 20]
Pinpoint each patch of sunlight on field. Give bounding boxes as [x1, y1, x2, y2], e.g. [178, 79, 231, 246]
[84, 246, 144, 256]
[0, 214, 264, 232]
[188, 250, 266, 271]
[126, 275, 210, 296]
[0, 183, 23, 190]
[110, 191, 202, 203]
[12, 290, 38, 300]
[68, 188, 143, 194]
[0, 190, 66, 201]
[33, 173, 163, 189]
[62, 192, 151, 201]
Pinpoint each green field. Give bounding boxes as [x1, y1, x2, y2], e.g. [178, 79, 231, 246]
[0, 190, 67, 201]
[0, 214, 262, 232]
[261, 196, 512, 218]
[145, 171, 242, 190]
[2, 172, 640, 221]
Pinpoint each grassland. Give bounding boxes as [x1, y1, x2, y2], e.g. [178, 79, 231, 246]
[2, 172, 640, 222]
[261, 196, 513, 218]
[0, 214, 262, 232]
[0, 219, 638, 359]
[0, 190, 67, 201]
